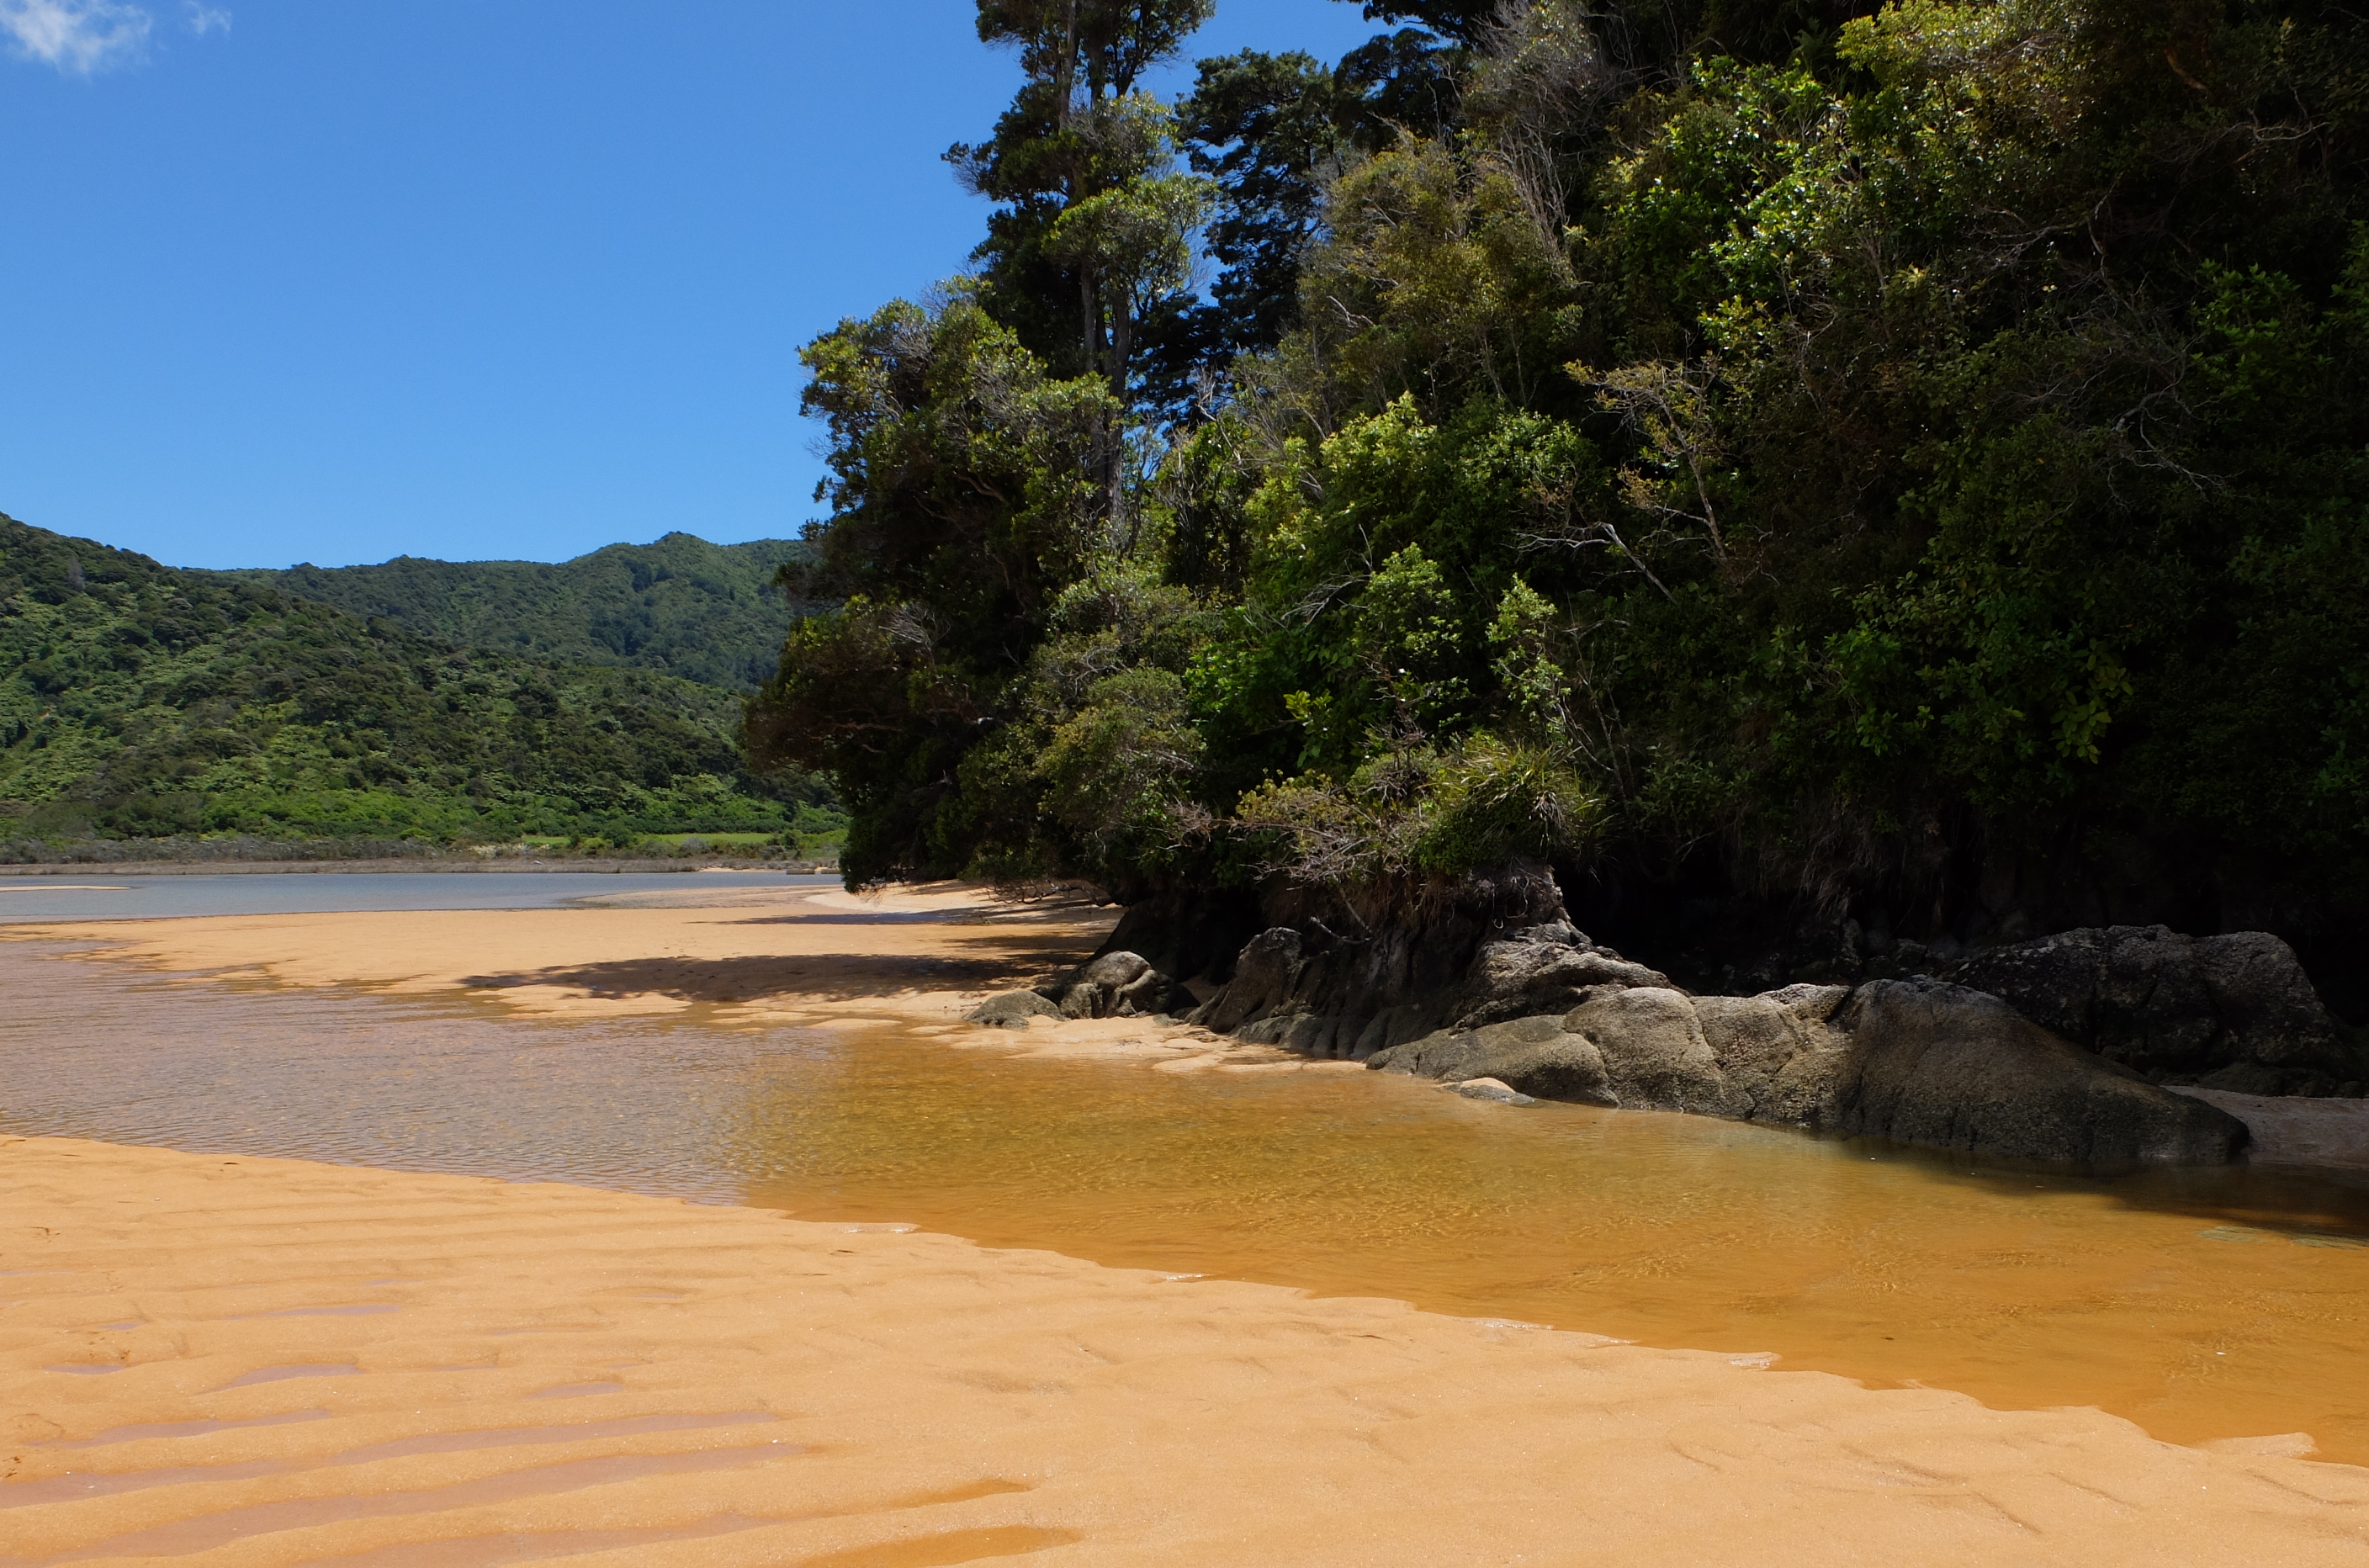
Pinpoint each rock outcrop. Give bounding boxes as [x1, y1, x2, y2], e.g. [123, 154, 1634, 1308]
[1824, 980, 2245, 1163]
[966, 989, 1062, 1028]
[1174, 882, 2250, 1164]
[1370, 976, 2246, 1165]
[967, 951, 1196, 1027]
[1020, 950, 1197, 1022]
[1183, 865, 1606, 1058]
[1027, 865, 2345, 1161]
[1942, 925, 2362, 1096]
[1444, 1077, 1535, 1105]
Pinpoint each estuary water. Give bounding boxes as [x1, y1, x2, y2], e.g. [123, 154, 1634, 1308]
[0, 870, 833, 924]
[3, 897, 2368, 1465]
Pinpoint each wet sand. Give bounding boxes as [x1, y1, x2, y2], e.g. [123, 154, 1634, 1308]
[7, 882, 1121, 1031]
[6, 883, 2369, 1560]
[8, 1133, 2369, 1566]
[3, 882, 1285, 1075]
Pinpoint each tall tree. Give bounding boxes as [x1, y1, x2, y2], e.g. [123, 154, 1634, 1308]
[753, 2, 1218, 880]
[1149, 8, 1479, 399]
[761, 0, 2369, 971]
[952, 0, 1216, 401]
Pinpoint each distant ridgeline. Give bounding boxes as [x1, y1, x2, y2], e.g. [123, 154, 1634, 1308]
[0, 513, 838, 856]
[204, 532, 819, 692]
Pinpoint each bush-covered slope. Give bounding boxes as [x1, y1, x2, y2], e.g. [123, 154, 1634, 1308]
[2, 513, 827, 847]
[753, 0, 2369, 986]
[209, 533, 814, 691]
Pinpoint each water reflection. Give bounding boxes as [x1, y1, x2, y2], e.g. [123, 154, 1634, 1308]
[5, 942, 2367, 1462]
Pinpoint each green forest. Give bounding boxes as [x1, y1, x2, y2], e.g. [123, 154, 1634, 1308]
[214, 533, 817, 692]
[750, 0, 2369, 970]
[0, 514, 839, 856]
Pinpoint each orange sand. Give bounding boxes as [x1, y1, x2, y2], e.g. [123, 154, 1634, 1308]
[7, 1134, 2368, 1566]
[8, 882, 2369, 1561]
[9, 881, 1108, 1021]
[4, 882, 1304, 1071]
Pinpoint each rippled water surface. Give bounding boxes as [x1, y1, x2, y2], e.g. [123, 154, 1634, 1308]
[5, 938, 2368, 1462]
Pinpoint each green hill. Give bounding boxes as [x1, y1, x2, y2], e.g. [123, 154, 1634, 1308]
[209, 532, 815, 691]
[1, 512, 834, 853]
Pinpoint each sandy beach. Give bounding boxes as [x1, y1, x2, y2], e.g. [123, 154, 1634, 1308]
[5, 880, 2368, 1563]
[9, 881, 1116, 1028]
[1, 881, 1299, 1073]
[8, 1133, 2369, 1566]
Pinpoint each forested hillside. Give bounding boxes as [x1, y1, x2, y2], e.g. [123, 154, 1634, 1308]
[751, 0, 2369, 982]
[1, 513, 830, 851]
[213, 533, 813, 691]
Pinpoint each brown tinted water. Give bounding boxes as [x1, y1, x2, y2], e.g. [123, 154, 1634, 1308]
[5, 944, 2367, 1463]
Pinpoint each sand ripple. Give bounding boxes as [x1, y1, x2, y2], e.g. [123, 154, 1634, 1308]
[6, 1136, 2367, 1566]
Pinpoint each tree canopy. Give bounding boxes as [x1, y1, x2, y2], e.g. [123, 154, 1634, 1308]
[751, 0, 2369, 963]
[214, 533, 816, 691]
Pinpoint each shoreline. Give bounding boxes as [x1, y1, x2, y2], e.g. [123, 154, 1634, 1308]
[8, 883, 2369, 1557]
[14, 880, 2368, 1170]
[6, 1132, 2366, 1565]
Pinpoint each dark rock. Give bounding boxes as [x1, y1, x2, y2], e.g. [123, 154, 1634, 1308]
[1692, 985, 1854, 1125]
[1057, 981, 1110, 1020]
[1081, 950, 1194, 1016]
[1945, 926, 2361, 1094]
[1194, 928, 1318, 1035]
[1369, 976, 2247, 1165]
[1367, 1024, 1501, 1085]
[1184, 862, 1569, 1050]
[1171, 866, 2256, 1163]
[1350, 1004, 1433, 1058]
[1082, 951, 1152, 989]
[1829, 979, 2250, 1164]
[1374, 990, 1741, 1116]
[1450, 940, 1674, 1029]
[1186, 863, 1655, 1054]
[1481, 1036, 1617, 1105]
[1559, 987, 1745, 1117]
[1149, 979, 1201, 1015]
[1094, 886, 1264, 985]
[966, 989, 1061, 1028]
[1238, 1011, 1372, 1057]
[1033, 950, 1197, 1021]
[1374, 1015, 1618, 1106]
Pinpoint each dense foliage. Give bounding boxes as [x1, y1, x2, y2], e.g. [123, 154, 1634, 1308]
[2, 514, 831, 850]
[213, 532, 815, 691]
[755, 0, 2369, 944]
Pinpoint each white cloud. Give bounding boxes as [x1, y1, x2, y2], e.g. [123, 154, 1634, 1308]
[0, 0, 153, 74]
[183, 1, 225, 35]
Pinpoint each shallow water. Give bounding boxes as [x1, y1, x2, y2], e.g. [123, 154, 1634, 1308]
[3, 942, 2367, 1463]
[0, 870, 829, 924]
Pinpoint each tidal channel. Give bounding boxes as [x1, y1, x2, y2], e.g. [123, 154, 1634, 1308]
[4, 938, 2366, 1465]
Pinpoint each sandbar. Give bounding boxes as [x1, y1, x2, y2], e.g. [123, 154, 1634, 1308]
[7, 1134, 2368, 1565]
[2, 882, 1285, 1071]
[8, 882, 1111, 1028]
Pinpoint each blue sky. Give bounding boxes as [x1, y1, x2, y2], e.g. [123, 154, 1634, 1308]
[0, 1, 1381, 569]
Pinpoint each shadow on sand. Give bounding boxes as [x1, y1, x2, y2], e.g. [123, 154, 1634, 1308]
[458, 932, 1093, 1006]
